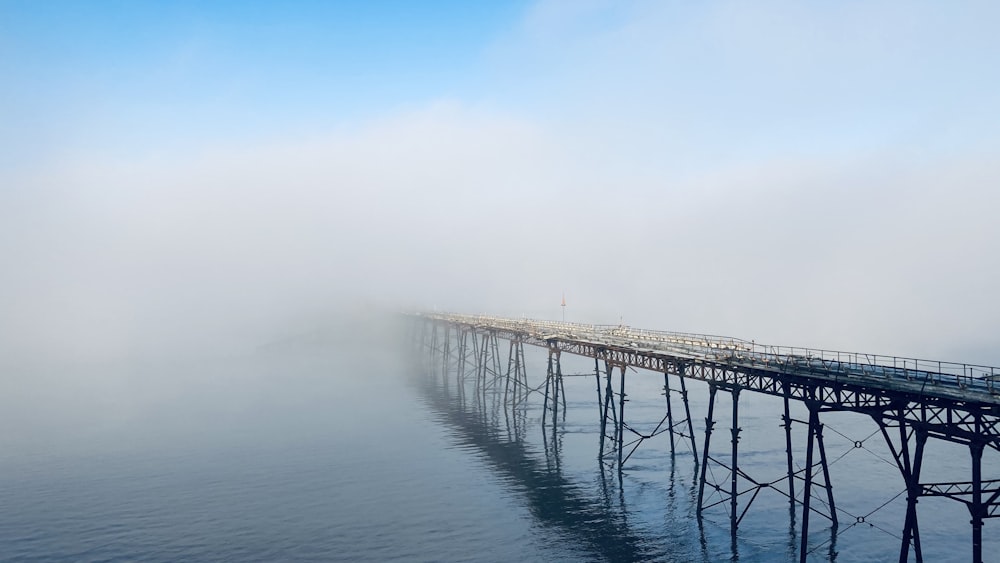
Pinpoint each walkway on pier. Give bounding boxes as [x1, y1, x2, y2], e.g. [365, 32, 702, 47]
[420, 313, 1000, 406]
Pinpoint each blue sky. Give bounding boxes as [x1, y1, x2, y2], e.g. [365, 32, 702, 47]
[2, 1, 1000, 363]
[1, 1, 528, 160]
[4, 1, 998, 166]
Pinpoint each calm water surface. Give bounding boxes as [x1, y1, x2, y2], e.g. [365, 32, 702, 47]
[0, 324, 992, 561]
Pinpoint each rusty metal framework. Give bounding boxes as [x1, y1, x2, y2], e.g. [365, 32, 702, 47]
[542, 344, 566, 427]
[504, 338, 529, 407]
[413, 313, 1000, 563]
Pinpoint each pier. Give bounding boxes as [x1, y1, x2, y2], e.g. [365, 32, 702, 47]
[411, 312, 1000, 562]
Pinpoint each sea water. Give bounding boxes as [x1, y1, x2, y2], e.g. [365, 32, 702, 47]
[0, 320, 991, 562]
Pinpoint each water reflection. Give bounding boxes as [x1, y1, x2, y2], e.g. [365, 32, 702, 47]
[415, 366, 854, 563]
[419, 379, 667, 563]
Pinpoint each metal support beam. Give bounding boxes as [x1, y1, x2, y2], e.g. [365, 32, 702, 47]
[557, 348, 566, 418]
[875, 408, 926, 563]
[543, 347, 553, 427]
[477, 332, 488, 408]
[441, 325, 451, 390]
[595, 356, 604, 421]
[816, 414, 838, 530]
[697, 384, 718, 515]
[799, 404, 818, 563]
[429, 322, 439, 371]
[542, 344, 563, 426]
[469, 330, 481, 402]
[799, 400, 838, 562]
[599, 361, 622, 464]
[618, 363, 627, 471]
[504, 339, 515, 405]
[456, 329, 471, 403]
[664, 372, 675, 454]
[503, 339, 527, 407]
[971, 410, 985, 563]
[554, 347, 562, 424]
[782, 384, 795, 514]
[660, 365, 698, 465]
[971, 441, 984, 563]
[680, 368, 699, 464]
[731, 387, 741, 536]
[898, 424, 925, 563]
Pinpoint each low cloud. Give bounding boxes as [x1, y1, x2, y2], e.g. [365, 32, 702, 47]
[2, 1, 999, 368]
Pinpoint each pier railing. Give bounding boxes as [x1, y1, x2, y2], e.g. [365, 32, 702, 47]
[419, 312, 1000, 396]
